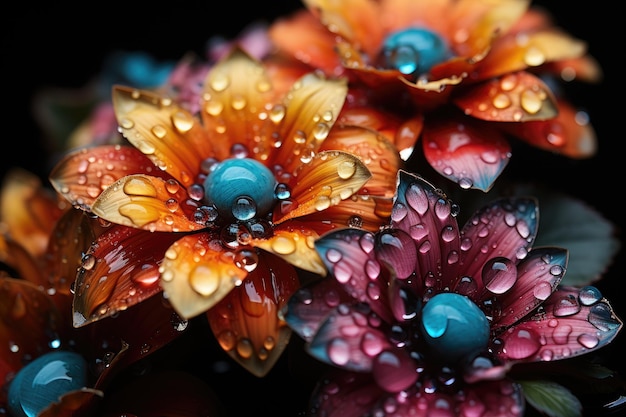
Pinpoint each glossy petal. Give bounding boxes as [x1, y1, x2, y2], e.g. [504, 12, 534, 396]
[159, 233, 248, 319]
[454, 72, 558, 122]
[501, 99, 597, 158]
[1, 168, 64, 256]
[422, 115, 511, 191]
[320, 124, 402, 198]
[496, 286, 623, 363]
[276, 151, 371, 223]
[254, 226, 325, 275]
[200, 47, 276, 162]
[267, 74, 348, 174]
[49, 145, 172, 211]
[112, 86, 214, 186]
[207, 253, 298, 377]
[492, 248, 567, 329]
[308, 303, 391, 371]
[72, 225, 178, 327]
[91, 174, 204, 232]
[459, 196, 539, 289]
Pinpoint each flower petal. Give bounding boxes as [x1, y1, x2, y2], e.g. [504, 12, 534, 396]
[49, 145, 172, 211]
[500, 99, 597, 158]
[254, 225, 325, 275]
[454, 72, 558, 122]
[459, 196, 538, 290]
[320, 124, 402, 198]
[308, 303, 391, 371]
[267, 73, 347, 174]
[276, 151, 371, 222]
[422, 114, 511, 191]
[207, 253, 299, 377]
[491, 247, 567, 329]
[72, 225, 178, 327]
[159, 233, 248, 319]
[113, 86, 213, 187]
[91, 174, 204, 232]
[496, 286, 623, 363]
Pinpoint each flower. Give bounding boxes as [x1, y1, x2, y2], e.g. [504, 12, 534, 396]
[49, 47, 401, 377]
[283, 170, 623, 416]
[268, 0, 602, 191]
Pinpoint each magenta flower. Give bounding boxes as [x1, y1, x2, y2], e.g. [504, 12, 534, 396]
[284, 170, 623, 416]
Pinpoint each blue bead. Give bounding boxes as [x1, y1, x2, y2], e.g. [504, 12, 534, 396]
[420, 293, 489, 364]
[382, 28, 451, 75]
[204, 158, 277, 220]
[8, 351, 88, 417]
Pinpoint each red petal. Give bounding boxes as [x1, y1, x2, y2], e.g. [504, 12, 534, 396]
[206, 252, 299, 377]
[422, 114, 511, 191]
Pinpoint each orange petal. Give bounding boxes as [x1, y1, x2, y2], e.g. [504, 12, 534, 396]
[1, 168, 65, 257]
[200, 47, 278, 162]
[301, 194, 393, 233]
[422, 115, 511, 192]
[0, 234, 46, 286]
[207, 252, 299, 377]
[267, 73, 348, 174]
[72, 225, 178, 327]
[453, 71, 558, 122]
[254, 225, 325, 275]
[320, 124, 401, 198]
[50, 145, 174, 211]
[113, 85, 213, 187]
[501, 99, 597, 159]
[542, 55, 603, 84]
[275, 151, 371, 223]
[92, 174, 204, 232]
[477, 30, 588, 80]
[159, 233, 248, 319]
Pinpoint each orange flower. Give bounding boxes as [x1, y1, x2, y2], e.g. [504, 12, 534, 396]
[269, 0, 601, 191]
[50, 47, 400, 376]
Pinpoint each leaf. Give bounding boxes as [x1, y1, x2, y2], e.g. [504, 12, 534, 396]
[519, 379, 582, 417]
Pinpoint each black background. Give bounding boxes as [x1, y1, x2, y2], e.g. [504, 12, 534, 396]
[2, 1, 625, 416]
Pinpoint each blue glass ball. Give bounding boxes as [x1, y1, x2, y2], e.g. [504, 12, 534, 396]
[8, 351, 88, 417]
[204, 158, 277, 220]
[382, 28, 451, 75]
[420, 293, 490, 364]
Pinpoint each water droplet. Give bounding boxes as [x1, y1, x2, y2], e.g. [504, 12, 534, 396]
[189, 264, 219, 296]
[482, 257, 517, 294]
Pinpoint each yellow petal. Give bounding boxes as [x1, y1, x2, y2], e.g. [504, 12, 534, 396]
[254, 227, 326, 275]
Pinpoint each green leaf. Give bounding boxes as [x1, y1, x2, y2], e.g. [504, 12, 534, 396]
[519, 379, 582, 417]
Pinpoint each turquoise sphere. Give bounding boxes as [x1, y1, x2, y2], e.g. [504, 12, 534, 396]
[420, 293, 490, 364]
[204, 158, 277, 220]
[382, 28, 451, 75]
[8, 351, 88, 417]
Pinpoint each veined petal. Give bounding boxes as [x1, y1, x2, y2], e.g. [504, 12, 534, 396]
[267, 74, 347, 174]
[300, 194, 392, 234]
[478, 30, 588, 80]
[320, 125, 402, 198]
[308, 304, 391, 371]
[422, 115, 511, 192]
[200, 47, 277, 162]
[49, 145, 172, 211]
[207, 253, 299, 377]
[113, 85, 213, 187]
[159, 233, 247, 319]
[501, 99, 597, 158]
[491, 248, 567, 329]
[276, 151, 371, 223]
[92, 174, 204, 233]
[496, 286, 623, 363]
[454, 72, 558, 122]
[459, 197, 538, 290]
[72, 225, 178, 327]
[254, 226, 325, 275]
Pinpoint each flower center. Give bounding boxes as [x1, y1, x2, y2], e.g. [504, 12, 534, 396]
[420, 292, 490, 364]
[203, 158, 277, 221]
[380, 27, 451, 76]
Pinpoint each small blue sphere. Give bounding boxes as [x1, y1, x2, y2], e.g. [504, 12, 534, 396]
[382, 27, 451, 75]
[204, 158, 277, 220]
[420, 292, 490, 364]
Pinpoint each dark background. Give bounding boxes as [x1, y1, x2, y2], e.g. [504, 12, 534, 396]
[2, 1, 624, 416]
